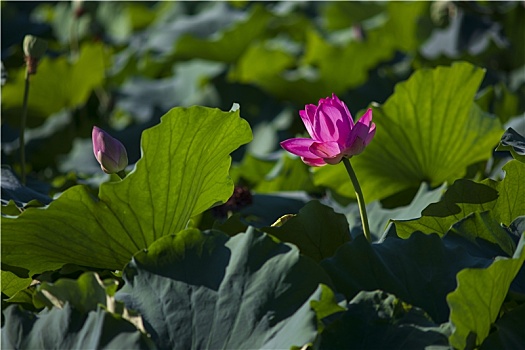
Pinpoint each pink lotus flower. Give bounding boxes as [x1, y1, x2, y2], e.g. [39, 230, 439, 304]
[280, 94, 375, 166]
[92, 126, 128, 174]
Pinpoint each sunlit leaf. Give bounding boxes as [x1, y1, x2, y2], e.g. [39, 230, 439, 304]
[1, 107, 252, 275]
[394, 160, 525, 239]
[447, 233, 525, 349]
[314, 62, 503, 202]
[0, 270, 31, 298]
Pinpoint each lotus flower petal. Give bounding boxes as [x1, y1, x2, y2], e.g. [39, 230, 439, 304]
[280, 95, 375, 167]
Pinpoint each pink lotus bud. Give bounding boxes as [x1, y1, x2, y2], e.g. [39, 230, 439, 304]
[280, 94, 375, 166]
[92, 126, 128, 174]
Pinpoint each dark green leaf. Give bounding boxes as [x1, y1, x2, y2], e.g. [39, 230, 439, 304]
[481, 302, 525, 350]
[319, 291, 451, 350]
[1, 167, 52, 208]
[232, 152, 319, 194]
[117, 228, 333, 349]
[34, 272, 115, 314]
[1, 304, 154, 349]
[497, 127, 525, 163]
[263, 200, 350, 262]
[321, 233, 491, 323]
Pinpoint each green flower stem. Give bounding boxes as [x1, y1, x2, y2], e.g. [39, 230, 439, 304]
[116, 170, 127, 180]
[70, 13, 79, 60]
[20, 70, 31, 185]
[342, 157, 371, 243]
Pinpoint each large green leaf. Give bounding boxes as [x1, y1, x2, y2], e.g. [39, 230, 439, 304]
[394, 160, 525, 239]
[262, 200, 351, 262]
[116, 228, 333, 349]
[319, 291, 450, 349]
[314, 62, 503, 202]
[2, 43, 107, 125]
[1, 106, 252, 276]
[320, 233, 492, 323]
[447, 233, 525, 349]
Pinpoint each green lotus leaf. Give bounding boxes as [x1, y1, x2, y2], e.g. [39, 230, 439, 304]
[314, 62, 503, 202]
[262, 200, 351, 262]
[480, 302, 525, 349]
[1, 106, 252, 277]
[394, 160, 525, 239]
[1, 304, 153, 349]
[320, 233, 491, 323]
[116, 228, 333, 349]
[447, 233, 525, 349]
[1, 270, 32, 298]
[319, 290, 450, 349]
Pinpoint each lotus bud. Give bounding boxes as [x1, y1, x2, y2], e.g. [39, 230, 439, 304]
[23, 35, 48, 75]
[92, 126, 128, 175]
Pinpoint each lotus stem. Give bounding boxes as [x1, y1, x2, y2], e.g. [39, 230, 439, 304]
[117, 170, 127, 180]
[342, 157, 371, 243]
[20, 70, 30, 185]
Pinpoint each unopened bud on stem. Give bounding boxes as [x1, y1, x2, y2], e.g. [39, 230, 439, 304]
[23, 35, 48, 75]
[92, 126, 129, 176]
